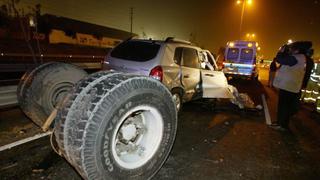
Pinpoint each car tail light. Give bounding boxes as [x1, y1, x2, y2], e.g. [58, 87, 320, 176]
[149, 66, 163, 82]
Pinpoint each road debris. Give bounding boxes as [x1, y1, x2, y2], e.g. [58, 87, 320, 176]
[32, 169, 44, 173]
[229, 85, 262, 110]
[211, 139, 217, 143]
[18, 129, 26, 134]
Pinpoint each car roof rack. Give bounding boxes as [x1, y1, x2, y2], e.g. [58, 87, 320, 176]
[165, 37, 191, 45]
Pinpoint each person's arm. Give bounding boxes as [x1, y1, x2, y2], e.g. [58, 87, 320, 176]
[276, 52, 298, 66]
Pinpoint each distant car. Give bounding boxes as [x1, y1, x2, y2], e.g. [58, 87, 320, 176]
[258, 59, 272, 69]
[103, 37, 232, 111]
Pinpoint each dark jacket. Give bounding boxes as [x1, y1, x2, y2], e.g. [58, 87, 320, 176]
[270, 60, 277, 72]
[276, 52, 297, 66]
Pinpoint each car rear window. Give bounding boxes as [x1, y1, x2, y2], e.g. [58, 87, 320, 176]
[240, 48, 254, 63]
[110, 41, 161, 62]
[226, 48, 239, 62]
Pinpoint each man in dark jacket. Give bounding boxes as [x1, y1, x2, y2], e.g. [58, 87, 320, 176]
[271, 41, 314, 131]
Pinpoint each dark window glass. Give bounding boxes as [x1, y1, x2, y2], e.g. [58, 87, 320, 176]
[206, 53, 215, 69]
[182, 48, 199, 68]
[174, 47, 183, 65]
[240, 48, 254, 63]
[226, 48, 239, 62]
[110, 41, 160, 62]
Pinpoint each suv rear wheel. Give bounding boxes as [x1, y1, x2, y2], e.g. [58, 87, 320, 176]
[171, 89, 182, 113]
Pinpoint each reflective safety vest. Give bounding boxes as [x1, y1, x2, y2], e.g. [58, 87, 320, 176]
[301, 62, 320, 113]
[317, 93, 320, 113]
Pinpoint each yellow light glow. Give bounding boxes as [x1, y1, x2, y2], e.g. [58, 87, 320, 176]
[257, 47, 261, 51]
[246, 33, 250, 37]
[237, 0, 242, 5]
[256, 42, 259, 47]
[229, 42, 235, 47]
[252, 33, 255, 37]
[247, 0, 253, 5]
[288, 39, 293, 44]
[248, 43, 253, 47]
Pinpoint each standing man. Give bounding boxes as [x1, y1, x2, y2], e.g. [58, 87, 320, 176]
[272, 41, 314, 131]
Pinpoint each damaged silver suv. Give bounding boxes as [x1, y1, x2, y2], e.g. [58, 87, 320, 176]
[103, 37, 232, 111]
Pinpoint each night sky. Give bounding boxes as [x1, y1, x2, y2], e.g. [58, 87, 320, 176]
[10, 0, 320, 59]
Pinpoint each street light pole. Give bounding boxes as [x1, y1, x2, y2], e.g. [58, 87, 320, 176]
[238, 0, 252, 39]
[239, 1, 246, 39]
[130, 7, 133, 35]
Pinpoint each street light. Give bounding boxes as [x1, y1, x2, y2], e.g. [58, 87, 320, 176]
[245, 33, 256, 40]
[237, 0, 253, 39]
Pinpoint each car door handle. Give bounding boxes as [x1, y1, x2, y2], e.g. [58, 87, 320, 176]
[183, 75, 190, 78]
[205, 74, 214, 77]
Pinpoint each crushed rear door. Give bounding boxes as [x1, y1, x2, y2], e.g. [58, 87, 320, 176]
[201, 70, 233, 98]
[199, 50, 233, 99]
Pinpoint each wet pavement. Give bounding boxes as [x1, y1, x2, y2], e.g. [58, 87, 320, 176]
[1, 68, 320, 179]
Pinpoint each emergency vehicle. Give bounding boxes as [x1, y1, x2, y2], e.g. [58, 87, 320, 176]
[223, 40, 258, 80]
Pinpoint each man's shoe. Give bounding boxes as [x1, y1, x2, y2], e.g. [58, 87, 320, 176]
[269, 125, 288, 132]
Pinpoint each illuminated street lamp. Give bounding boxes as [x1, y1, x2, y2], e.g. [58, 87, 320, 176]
[245, 33, 256, 40]
[236, 0, 253, 39]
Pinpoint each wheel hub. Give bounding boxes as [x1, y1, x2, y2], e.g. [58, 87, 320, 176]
[51, 82, 73, 108]
[116, 115, 147, 155]
[121, 124, 137, 141]
[111, 106, 164, 169]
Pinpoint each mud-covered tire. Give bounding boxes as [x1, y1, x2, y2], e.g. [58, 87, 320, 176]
[54, 71, 177, 180]
[17, 62, 88, 127]
[17, 62, 55, 105]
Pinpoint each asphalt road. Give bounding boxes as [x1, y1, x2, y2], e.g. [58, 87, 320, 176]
[1, 68, 320, 179]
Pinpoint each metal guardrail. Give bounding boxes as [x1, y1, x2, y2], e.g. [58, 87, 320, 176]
[0, 85, 18, 108]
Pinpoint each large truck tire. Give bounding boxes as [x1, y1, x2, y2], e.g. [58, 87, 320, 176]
[17, 62, 55, 105]
[54, 71, 177, 180]
[17, 62, 88, 127]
